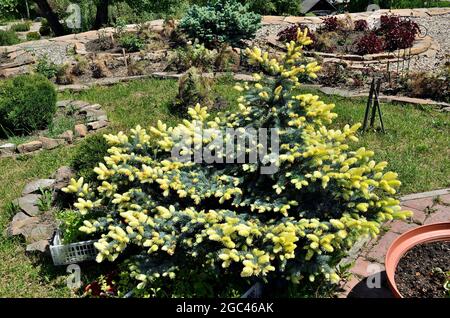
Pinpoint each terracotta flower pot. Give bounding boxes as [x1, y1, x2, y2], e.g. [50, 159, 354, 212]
[385, 222, 450, 298]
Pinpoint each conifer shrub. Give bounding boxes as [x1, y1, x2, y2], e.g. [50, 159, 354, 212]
[63, 29, 412, 294]
[171, 67, 214, 115]
[0, 74, 56, 136]
[179, 0, 261, 48]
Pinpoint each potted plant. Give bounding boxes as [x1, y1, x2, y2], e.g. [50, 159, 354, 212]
[385, 222, 450, 298]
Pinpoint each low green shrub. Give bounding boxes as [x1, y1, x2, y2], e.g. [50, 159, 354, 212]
[118, 32, 145, 52]
[34, 55, 60, 79]
[10, 21, 31, 32]
[39, 19, 52, 36]
[179, 0, 261, 48]
[63, 30, 412, 296]
[56, 209, 85, 244]
[169, 42, 218, 72]
[70, 134, 110, 184]
[172, 67, 214, 115]
[26, 31, 41, 41]
[0, 74, 56, 136]
[0, 29, 20, 46]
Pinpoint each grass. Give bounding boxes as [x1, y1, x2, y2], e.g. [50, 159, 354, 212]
[0, 77, 448, 297]
[1, 116, 76, 145]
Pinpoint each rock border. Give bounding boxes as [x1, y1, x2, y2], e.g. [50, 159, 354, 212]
[5, 167, 75, 253]
[0, 100, 109, 158]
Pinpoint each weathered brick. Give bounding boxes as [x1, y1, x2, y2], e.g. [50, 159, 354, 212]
[351, 258, 385, 278]
[401, 205, 427, 224]
[424, 209, 450, 225]
[402, 197, 435, 211]
[366, 232, 400, 264]
[389, 220, 418, 234]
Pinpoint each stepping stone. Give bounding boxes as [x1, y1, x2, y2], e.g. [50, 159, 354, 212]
[87, 120, 108, 131]
[16, 194, 42, 216]
[70, 100, 91, 110]
[17, 141, 42, 153]
[26, 224, 55, 243]
[0, 143, 16, 156]
[6, 214, 40, 236]
[56, 100, 73, 108]
[58, 130, 74, 144]
[74, 124, 88, 138]
[38, 137, 65, 150]
[52, 166, 74, 190]
[26, 240, 50, 253]
[22, 179, 55, 195]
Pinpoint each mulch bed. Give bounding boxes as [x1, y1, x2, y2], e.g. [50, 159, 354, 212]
[396, 241, 450, 298]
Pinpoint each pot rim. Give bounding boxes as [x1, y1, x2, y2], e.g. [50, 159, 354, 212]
[384, 222, 450, 298]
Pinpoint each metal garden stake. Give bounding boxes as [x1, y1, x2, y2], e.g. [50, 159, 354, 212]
[362, 77, 385, 134]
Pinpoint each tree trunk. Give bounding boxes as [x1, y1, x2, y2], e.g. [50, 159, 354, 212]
[92, 0, 110, 30]
[33, 0, 66, 36]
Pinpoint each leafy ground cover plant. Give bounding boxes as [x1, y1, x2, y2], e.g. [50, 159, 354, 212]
[377, 15, 419, 51]
[118, 32, 145, 52]
[63, 29, 412, 295]
[179, 0, 261, 48]
[34, 55, 60, 79]
[355, 32, 385, 55]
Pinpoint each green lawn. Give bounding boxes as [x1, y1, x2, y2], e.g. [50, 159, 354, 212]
[0, 78, 448, 297]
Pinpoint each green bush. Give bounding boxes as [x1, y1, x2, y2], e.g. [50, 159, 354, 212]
[70, 134, 110, 184]
[169, 42, 217, 72]
[172, 67, 214, 115]
[63, 31, 412, 296]
[26, 31, 41, 41]
[0, 74, 56, 136]
[179, 0, 261, 48]
[118, 32, 145, 52]
[34, 55, 60, 79]
[0, 29, 20, 46]
[39, 18, 52, 36]
[245, 0, 301, 15]
[56, 209, 85, 244]
[10, 21, 31, 32]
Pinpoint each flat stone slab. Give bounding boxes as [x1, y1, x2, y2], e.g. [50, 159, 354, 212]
[26, 240, 50, 253]
[22, 179, 55, 195]
[366, 231, 401, 264]
[16, 194, 42, 216]
[0, 143, 16, 156]
[17, 140, 42, 153]
[6, 214, 40, 236]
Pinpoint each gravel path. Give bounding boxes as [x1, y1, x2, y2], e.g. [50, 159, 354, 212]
[409, 13, 450, 72]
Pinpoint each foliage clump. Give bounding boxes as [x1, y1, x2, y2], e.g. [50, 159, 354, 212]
[10, 21, 31, 32]
[26, 31, 41, 41]
[0, 74, 56, 136]
[172, 67, 214, 115]
[0, 29, 20, 46]
[179, 0, 261, 48]
[63, 29, 411, 294]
